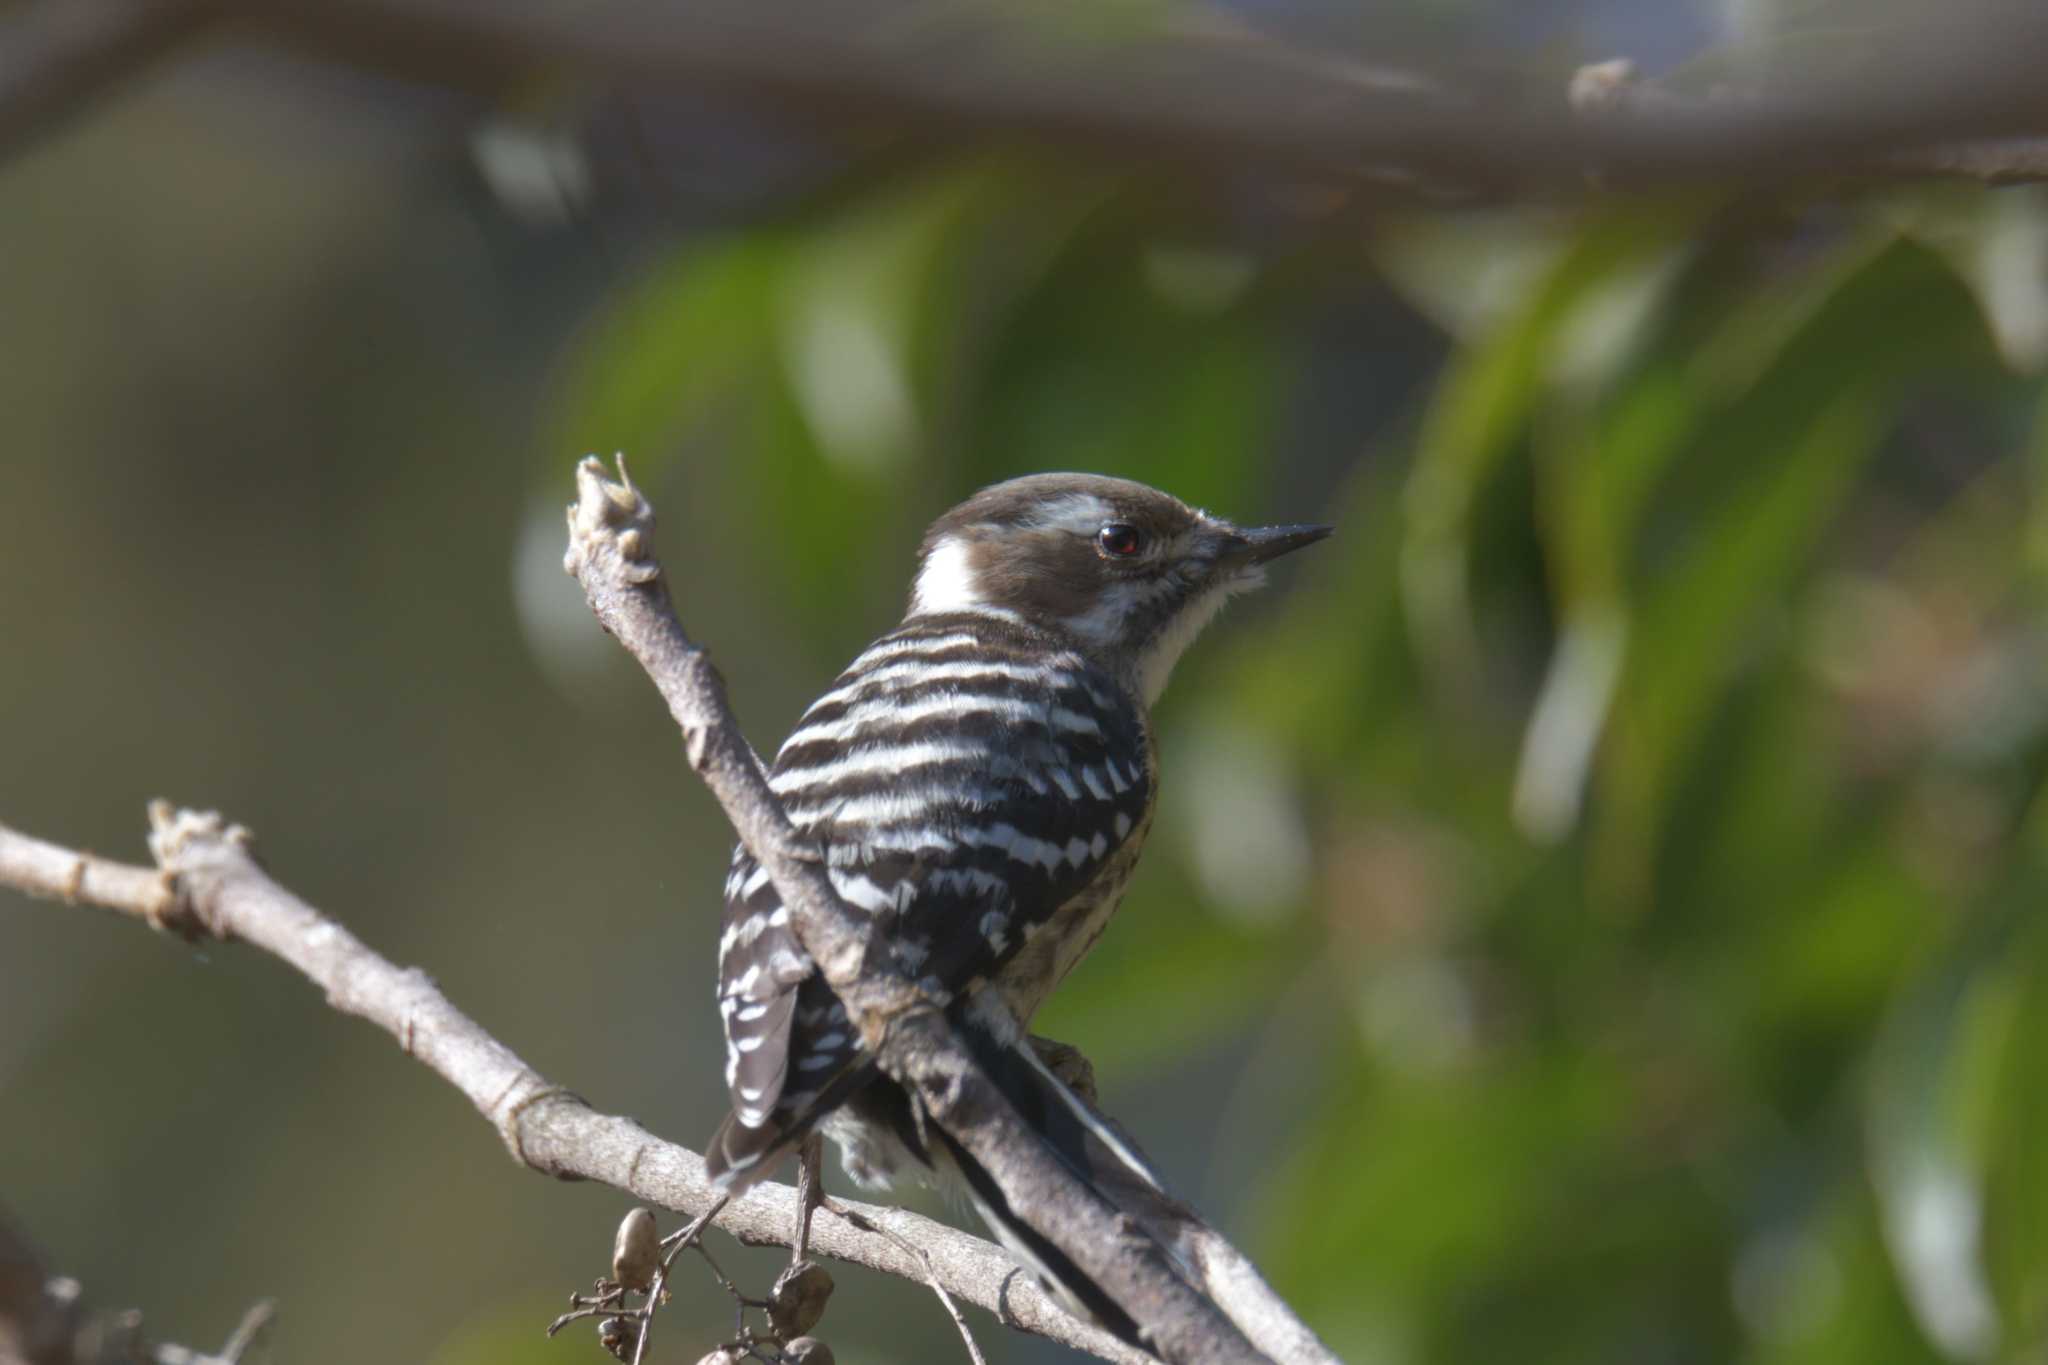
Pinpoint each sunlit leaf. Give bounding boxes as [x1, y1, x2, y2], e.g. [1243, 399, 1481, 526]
[1866, 875, 2032, 1362]
[1595, 239, 1992, 908]
[1398, 210, 1692, 715]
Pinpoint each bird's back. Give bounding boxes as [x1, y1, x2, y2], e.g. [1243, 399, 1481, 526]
[707, 610, 1155, 1187]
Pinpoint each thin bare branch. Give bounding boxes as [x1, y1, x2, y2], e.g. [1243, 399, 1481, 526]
[212, 1299, 275, 1364]
[822, 1197, 987, 1365]
[0, 809, 1148, 1364]
[0, 823, 188, 936]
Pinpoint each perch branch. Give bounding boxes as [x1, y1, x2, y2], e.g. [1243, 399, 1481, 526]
[0, 813, 1148, 1365]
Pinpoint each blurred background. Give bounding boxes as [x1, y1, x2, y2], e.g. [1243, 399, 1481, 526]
[3, 0, 2047, 1361]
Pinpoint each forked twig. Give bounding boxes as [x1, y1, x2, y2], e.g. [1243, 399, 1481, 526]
[631, 1198, 729, 1365]
[0, 810, 1151, 1362]
[822, 1195, 987, 1365]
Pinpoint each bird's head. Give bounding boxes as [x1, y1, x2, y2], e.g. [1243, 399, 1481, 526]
[908, 473, 1332, 705]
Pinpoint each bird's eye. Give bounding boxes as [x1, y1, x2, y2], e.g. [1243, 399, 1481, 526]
[1097, 523, 1144, 558]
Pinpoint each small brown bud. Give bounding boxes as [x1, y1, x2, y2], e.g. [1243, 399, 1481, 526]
[768, 1260, 834, 1339]
[611, 1208, 661, 1292]
[784, 1338, 835, 1365]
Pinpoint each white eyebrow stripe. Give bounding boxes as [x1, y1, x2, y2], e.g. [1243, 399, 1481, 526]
[1026, 492, 1118, 536]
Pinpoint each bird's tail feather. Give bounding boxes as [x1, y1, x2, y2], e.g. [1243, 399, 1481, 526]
[1011, 1036, 1165, 1194]
[704, 1108, 789, 1192]
[709, 1025, 1188, 1356]
[927, 1119, 1150, 1350]
[917, 1021, 1199, 1356]
[705, 1062, 880, 1192]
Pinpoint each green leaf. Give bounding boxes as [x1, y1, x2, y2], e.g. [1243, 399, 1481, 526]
[542, 235, 789, 473]
[1594, 239, 1991, 908]
[1866, 870, 2037, 1362]
[1398, 210, 1692, 710]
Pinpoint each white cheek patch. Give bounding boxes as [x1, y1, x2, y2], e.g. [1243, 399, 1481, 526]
[1136, 567, 1262, 705]
[910, 536, 985, 615]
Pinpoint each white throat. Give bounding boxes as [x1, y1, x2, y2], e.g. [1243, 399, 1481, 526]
[1134, 568, 1261, 705]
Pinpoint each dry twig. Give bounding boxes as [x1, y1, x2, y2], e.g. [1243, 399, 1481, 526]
[0, 811, 1149, 1364]
[821, 1197, 986, 1365]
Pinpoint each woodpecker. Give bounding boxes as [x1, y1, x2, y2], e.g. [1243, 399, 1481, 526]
[703, 472, 1329, 1341]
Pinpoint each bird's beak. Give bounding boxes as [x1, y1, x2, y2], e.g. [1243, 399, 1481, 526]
[1236, 523, 1335, 565]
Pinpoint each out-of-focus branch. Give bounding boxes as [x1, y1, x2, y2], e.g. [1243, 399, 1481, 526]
[0, 812, 1149, 1365]
[0, 1207, 274, 1365]
[0, 0, 217, 162]
[561, 457, 1296, 1364]
[0, 1207, 66, 1365]
[242, 0, 2048, 196]
[1881, 138, 2048, 185]
[1567, 55, 2048, 188]
[11, 0, 2048, 196]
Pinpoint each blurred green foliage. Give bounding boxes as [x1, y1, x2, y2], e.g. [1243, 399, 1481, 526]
[542, 165, 2048, 1363]
[5, 68, 2048, 1365]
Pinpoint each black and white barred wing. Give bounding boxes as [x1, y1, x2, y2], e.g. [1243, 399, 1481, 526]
[707, 616, 1151, 1184]
[778, 617, 1150, 984]
[714, 847, 816, 1129]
